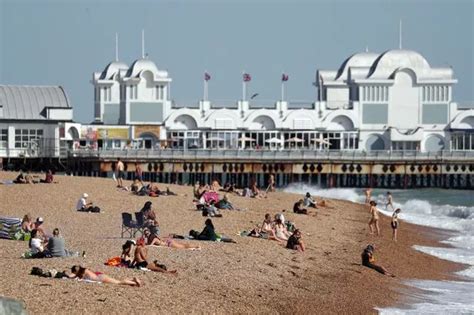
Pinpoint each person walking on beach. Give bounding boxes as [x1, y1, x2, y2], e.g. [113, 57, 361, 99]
[385, 192, 394, 211]
[391, 208, 401, 241]
[364, 188, 372, 204]
[116, 158, 124, 188]
[368, 201, 380, 236]
[135, 163, 143, 185]
[361, 245, 394, 276]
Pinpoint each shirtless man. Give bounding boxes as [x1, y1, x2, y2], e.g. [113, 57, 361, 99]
[265, 174, 275, 193]
[116, 158, 124, 188]
[364, 188, 372, 204]
[133, 239, 177, 274]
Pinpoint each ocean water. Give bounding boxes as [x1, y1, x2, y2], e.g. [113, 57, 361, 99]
[284, 184, 474, 314]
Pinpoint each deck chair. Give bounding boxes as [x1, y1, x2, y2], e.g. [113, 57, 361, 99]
[121, 212, 138, 238]
[134, 212, 146, 236]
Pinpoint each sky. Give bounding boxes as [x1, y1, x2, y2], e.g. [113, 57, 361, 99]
[1, 0, 473, 123]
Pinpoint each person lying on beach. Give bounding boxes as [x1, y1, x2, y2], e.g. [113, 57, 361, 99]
[293, 200, 308, 214]
[29, 229, 51, 258]
[21, 214, 34, 233]
[215, 194, 240, 210]
[286, 229, 305, 252]
[141, 227, 201, 250]
[67, 265, 141, 286]
[133, 238, 177, 274]
[303, 192, 318, 208]
[391, 208, 401, 242]
[361, 245, 394, 276]
[130, 179, 143, 193]
[14, 171, 27, 184]
[189, 219, 236, 243]
[368, 201, 380, 236]
[76, 193, 101, 213]
[121, 240, 136, 267]
[202, 200, 223, 217]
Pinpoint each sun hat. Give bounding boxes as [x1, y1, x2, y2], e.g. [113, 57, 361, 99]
[83, 193, 89, 198]
[36, 217, 44, 224]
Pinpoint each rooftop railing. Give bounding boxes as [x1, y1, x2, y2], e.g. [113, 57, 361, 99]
[69, 148, 474, 162]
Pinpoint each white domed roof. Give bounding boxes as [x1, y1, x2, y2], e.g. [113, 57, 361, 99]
[100, 61, 128, 80]
[336, 52, 379, 79]
[369, 49, 430, 78]
[127, 59, 160, 77]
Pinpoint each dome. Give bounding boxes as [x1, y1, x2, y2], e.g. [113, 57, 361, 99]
[99, 61, 128, 80]
[368, 49, 431, 79]
[336, 52, 379, 80]
[127, 59, 161, 78]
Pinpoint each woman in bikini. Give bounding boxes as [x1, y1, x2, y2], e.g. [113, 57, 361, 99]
[368, 201, 380, 236]
[68, 265, 141, 286]
[391, 208, 401, 241]
[141, 228, 201, 250]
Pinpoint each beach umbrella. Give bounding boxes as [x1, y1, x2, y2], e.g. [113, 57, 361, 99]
[265, 137, 283, 144]
[311, 138, 331, 145]
[238, 136, 256, 142]
[285, 137, 304, 143]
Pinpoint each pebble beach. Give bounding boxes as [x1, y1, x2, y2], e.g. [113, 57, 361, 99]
[0, 172, 465, 314]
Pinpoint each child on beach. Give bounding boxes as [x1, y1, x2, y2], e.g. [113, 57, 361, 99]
[368, 201, 380, 236]
[361, 245, 394, 276]
[391, 208, 401, 241]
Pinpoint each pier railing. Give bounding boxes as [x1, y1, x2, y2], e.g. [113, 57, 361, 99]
[69, 148, 474, 162]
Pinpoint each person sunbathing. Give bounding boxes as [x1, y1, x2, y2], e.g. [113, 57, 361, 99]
[141, 228, 201, 250]
[286, 229, 305, 252]
[121, 240, 136, 267]
[249, 214, 281, 242]
[361, 244, 394, 276]
[133, 239, 177, 274]
[21, 214, 34, 233]
[274, 218, 291, 241]
[40, 170, 54, 183]
[68, 265, 141, 286]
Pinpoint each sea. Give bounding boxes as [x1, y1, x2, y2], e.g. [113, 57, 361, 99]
[284, 184, 474, 314]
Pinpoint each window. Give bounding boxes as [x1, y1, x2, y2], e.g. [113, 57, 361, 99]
[0, 129, 7, 148]
[129, 86, 137, 99]
[14, 129, 43, 148]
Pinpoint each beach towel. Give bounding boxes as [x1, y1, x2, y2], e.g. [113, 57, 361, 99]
[203, 191, 219, 203]
[0, 217, 22, 240]
[105, 256, 122, 267]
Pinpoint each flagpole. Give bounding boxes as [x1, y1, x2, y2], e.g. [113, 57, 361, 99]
[242, 71, 246, 101]
[281, 75, 284, 101]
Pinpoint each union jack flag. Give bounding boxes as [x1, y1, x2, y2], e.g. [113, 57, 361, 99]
[204, 72, 211, 81]
[243, 73, 251, 82]
[281, 73, 289, 82]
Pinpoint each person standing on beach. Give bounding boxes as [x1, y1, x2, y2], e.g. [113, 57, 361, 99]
[368, 201, 380, 236]
[385, 192, 394, 211]
[265, 174, 275, 193]
[364, 188, 372, 204]
[116, 158, 124, 188]
[391, 208, 401, 241]
[134, 163, 143, 185]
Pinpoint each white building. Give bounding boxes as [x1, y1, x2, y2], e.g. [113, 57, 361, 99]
[0, 85, 73, 158]
[87, 49, 474, 152]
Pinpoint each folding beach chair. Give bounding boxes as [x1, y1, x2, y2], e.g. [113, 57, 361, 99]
[134, 212, 145, 236]
[121, 212, 138, 238]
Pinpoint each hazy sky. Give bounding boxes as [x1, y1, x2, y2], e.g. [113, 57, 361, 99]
[1, 0, 473, 123]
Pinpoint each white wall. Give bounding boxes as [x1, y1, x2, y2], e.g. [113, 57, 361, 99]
[388, 71, 420, 129]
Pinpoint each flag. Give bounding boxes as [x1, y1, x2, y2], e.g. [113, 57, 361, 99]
[204, 72, 211, 81]
[243, 73, 251, 82]
[281, 73, 289, 82]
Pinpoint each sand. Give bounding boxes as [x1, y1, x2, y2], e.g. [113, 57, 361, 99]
[0, 172, 465, 314]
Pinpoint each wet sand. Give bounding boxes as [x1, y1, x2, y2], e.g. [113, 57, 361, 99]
[0, 172, 465, 314]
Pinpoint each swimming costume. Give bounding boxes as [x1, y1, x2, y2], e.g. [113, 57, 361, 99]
[165, 238, 173, 247]
[135, 261, 148, 269]
[391, 221, 398, 229]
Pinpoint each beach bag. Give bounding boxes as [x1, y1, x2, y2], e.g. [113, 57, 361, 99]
[91, 206, 101, 213]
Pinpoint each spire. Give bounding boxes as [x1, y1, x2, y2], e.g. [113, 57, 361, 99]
[141, 29, 145, 59]
[115, 33, 119, 62]
[399, 19, 403, 49]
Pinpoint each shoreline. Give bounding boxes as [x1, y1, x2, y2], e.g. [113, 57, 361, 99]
[0, 172, 466, 314]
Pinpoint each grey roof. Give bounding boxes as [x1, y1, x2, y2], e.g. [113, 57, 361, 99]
[0, 85, 71, 120]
